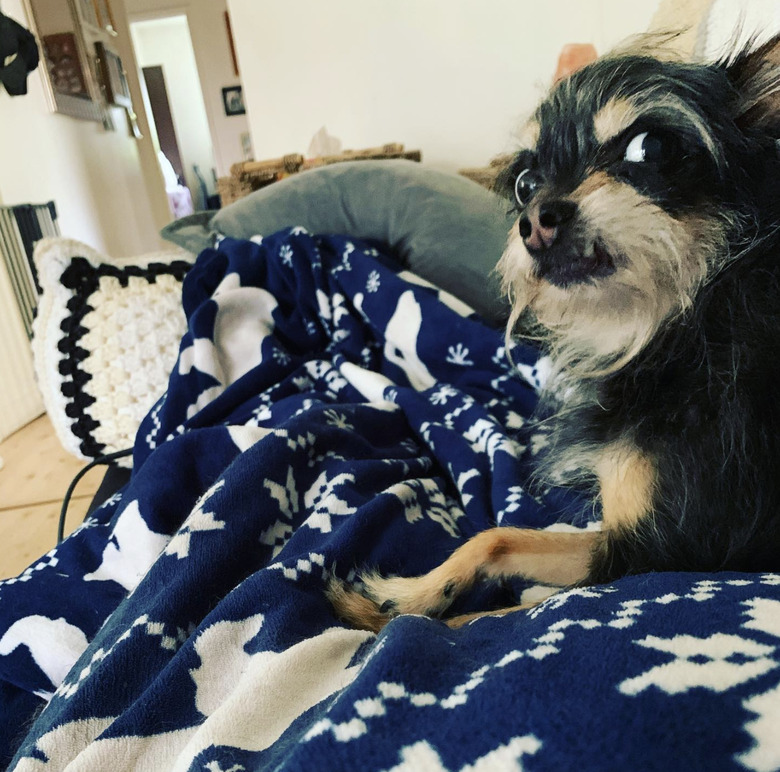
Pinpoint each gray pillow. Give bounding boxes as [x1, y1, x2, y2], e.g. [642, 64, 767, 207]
[161, 160, 514, 324]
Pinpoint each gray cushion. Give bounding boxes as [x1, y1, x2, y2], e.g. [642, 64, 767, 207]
[161, 160, 514, 324]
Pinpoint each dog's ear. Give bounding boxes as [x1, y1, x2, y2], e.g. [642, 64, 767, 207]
[724, 33, 780, 134]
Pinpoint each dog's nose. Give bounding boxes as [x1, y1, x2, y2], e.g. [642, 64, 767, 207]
[519, 200, 577, 252]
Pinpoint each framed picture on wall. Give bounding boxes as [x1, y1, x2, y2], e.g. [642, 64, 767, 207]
[92, 0, 117, 34]
[75, 0, 99, 28]
[42, 33, 90, 98]
[222, 85, 245, 116]
[95, 42, 131, 108]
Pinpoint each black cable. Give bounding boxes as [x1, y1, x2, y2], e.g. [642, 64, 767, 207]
[57, 448, 134, 543]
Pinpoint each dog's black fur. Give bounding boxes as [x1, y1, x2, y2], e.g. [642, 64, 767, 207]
[496, 34, 780, 581]
[329, 33, 780, 631]
[572, 240, 780, 581]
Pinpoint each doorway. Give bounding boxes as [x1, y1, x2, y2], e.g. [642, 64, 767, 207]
[129, 14, 217, 213]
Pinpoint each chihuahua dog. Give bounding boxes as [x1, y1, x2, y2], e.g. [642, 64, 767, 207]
[328, 33, 780, 631]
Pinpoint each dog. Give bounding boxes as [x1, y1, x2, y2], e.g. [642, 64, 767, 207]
[327, 32, 780, 632]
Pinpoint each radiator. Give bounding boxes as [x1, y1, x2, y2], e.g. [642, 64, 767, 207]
[0, 202, 58, 441]
[0, 202, 59, 338]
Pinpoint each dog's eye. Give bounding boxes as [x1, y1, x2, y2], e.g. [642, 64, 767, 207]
[514, 168, 543, 207]
[623, 131, 665, 163]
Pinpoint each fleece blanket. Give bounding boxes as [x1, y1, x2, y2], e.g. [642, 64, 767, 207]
[2, 229, 780, 771]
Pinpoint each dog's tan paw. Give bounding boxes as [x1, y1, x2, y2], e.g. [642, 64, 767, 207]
[325, 568, 463, 631]
[325, 575, 395, 633]
[359, 570, 459, 618]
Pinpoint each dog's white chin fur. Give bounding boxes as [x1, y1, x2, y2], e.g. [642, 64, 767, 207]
[498, 180, 728, 379]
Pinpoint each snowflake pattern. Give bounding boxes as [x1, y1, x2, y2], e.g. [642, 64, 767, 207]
[384, 478, 465, 537]
[446, 342, 474, 366]
[429, 384, 458, 405]
[279, 244, 294, 267]
[323, 409, 354, 431]
[366, 270, 381, 293]
[272, 347, 292, 365]
[360, 346, 375, 368]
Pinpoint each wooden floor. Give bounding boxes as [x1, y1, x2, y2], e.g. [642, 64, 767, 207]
[0, 415, 105, 579]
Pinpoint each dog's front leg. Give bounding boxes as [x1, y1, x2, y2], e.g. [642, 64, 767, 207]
[327, 528, 600, 632]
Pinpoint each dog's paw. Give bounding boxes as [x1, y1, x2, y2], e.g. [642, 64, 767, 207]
[326, 569, 464, 632]
[326, 575, 395, 633]
[358, 570, 458, 618]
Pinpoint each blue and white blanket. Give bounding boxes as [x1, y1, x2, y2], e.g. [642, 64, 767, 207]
[2, 230, 780, 771]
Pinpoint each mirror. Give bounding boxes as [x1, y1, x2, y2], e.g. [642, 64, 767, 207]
[22, 0, 115, 121]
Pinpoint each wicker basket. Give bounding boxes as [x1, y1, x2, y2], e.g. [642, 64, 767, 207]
[218, 145, 421, 205]
[217, 176, 253, 207]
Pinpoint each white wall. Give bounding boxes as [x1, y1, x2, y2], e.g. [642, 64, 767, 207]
[125, 0, 251, 177]
[0, 0, 171, 438]
[131, 15, 217, 204]
[228, 0, 660, 172]
[0, 236, 42, 441]
[0, 0, 166, 256]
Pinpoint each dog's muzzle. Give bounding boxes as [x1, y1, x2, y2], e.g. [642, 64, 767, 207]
[519, 200, 616, 287]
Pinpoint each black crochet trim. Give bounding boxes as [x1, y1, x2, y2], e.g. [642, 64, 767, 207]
[56, 256, 192, 459]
